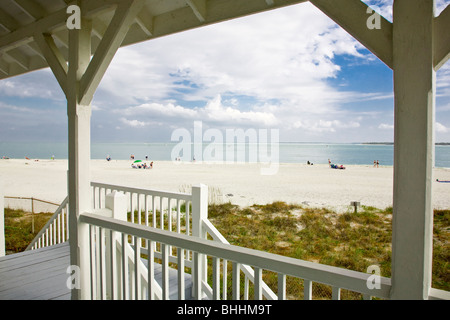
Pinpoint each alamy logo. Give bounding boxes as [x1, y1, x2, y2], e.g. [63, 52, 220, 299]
[366, 265, 381, 290]
[171, 121, 279, 175]
[66, 265, 81, 289]
[67, 5, 81, 30]
[366, 5, 382, 30]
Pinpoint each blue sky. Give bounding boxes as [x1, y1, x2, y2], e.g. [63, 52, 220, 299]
[0, 0, 449, 143]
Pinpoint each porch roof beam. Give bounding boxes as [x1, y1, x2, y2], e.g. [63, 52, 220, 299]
[79, 0, 146, 106]
[310, 0, 394, 69]
[434, 4, 450, 70]
[34, 33, 68, 97]
[0, 0, 120, 53]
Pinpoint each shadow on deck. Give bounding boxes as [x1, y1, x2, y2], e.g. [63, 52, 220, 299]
[0, 242, 193, 300]
[0, 243, 71, 300]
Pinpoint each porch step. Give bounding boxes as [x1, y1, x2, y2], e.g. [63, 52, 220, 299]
[141, 258, 193, 300]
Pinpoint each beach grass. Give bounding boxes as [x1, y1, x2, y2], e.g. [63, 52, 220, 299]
[4, 202, 449, 299]
[208, 202, 449, 298]
[3, 208, 53, 253]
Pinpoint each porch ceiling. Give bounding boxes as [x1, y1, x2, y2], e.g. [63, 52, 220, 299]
[0, 0, 308, 80]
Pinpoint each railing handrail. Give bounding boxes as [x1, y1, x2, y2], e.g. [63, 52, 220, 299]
[80, 211, 392, 299]
[91, 182, 192, 202]
[25, 196, 69, 251]
[5, 196, 60, 207]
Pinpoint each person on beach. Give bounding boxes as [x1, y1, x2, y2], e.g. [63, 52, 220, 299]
[328, 159, 331, 167]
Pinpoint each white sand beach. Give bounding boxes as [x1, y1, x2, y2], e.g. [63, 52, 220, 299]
[1, 158, 450, 212]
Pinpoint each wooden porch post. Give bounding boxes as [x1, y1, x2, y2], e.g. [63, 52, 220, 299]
[67, 16, 93, 300]
[191, 184, 208, 299]
[391, 0, 436, 300]
[64, 0, 145, 299]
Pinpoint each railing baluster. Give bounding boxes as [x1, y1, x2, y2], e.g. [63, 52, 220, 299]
[176, 200, 181, 233]
[147, 239, 155, 300]
[277, 273, 286, 300]
[168, 198, 172, 232]
[186, 200, 190, 236]
[56, 214, 60, 244]
[145, 195, 149, 227]
[65, 204, 69, 240]
[254, 267, 263, 300]
[232, 262, 241, 300]
[332, 286, 341, 300]
[304, 279, 312, 300]
[53, 220, 56, 245]
[223, 259, 227, 300]
[213, 257, 220, 300]
[168, 198, 172, 254]
[109, 229, 116, 300]
[193, 251, 201, 300]
[49, 224, 52, 246]
[134, 236, 141, 300]
[162, 243, 169, 300]
[99, 227, 106, 300]
[160, 197, 164, 230]
[89, 225, 95, 300]
[152, 196, 157, 228]
[178, 248, 185, 300]
[121, 232, 129, 300]
[244, 275, 249, 300]
[186, 201, 191, 260]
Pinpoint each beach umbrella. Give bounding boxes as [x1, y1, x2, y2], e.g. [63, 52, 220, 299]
[133, 160, 142, 163]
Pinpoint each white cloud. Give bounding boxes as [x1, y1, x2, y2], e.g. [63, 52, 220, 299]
[0, 69, 64, 100]
[378, 123, 394, 130]
[116, 95, 279, 129]
[293, 119, 360, 133]
[97, 3, 368, 112]
[119, 118, 148, 128]
[7, 1, 446, 143]
[436, 122, 449, 133]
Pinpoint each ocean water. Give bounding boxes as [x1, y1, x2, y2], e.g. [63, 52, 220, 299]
[1, 141, 450, 168]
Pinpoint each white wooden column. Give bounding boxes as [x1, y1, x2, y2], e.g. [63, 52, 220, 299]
[63, 0, 145, 300]
[67, 16, 93, 300]
[191, 184, 208, 299]
[391, 0, 436, 300]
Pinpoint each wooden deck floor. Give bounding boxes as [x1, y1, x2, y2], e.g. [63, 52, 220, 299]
[0, 242, 71, 300]
[0, 242, 192, 300]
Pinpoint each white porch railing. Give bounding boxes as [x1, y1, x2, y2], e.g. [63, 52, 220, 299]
[89, 182, 277, 300]
[20, 182, 450, 300]
[26, 196, 69, 251]
[79, 209, 392, 300]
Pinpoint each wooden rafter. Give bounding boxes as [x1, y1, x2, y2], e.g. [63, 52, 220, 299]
[11, 0, 46, 20]
[186, 0, 207, 23]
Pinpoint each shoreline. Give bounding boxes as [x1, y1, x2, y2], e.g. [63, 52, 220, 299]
[1, 158, 450, 212]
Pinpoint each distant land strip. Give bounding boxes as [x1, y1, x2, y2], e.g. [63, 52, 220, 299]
[362, 142, 450, 146]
